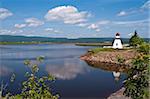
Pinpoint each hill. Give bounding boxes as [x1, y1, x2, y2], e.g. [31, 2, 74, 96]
[0, 35, 131, 43]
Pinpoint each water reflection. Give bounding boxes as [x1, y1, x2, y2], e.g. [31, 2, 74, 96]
[112, 71, 121, 81]
[0, 66, 12, 77]
[46, 59, 90, 80]
[84, 60, 127, 81]
[85, 60, 129, 72]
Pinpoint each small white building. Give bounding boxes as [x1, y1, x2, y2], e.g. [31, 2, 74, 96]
[112, 33, 123, 49]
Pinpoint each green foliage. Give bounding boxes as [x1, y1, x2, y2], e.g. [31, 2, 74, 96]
[137, 42, 150, 54]
[24, 59, 31, 65]
[117, 55, 125, 64]
[0, 81, 8, 99]
[124, 42, 149, 99]
[36, 56, 45, 62]
[1, 56, 59, 99]
[129, 31, 144, 47]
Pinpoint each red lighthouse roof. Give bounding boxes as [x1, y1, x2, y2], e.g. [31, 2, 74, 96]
[116, 33, 120, 36]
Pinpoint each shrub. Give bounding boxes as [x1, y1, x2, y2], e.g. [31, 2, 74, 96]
[124, 42, 149, 99]
[137, 42, 150, 54]
[1, 56, 59, 99]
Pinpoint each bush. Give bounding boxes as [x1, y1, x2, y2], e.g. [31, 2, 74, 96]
[137, 42, 150, 54]
[1, 56, 59, 99]
[124, 42, 149, 99]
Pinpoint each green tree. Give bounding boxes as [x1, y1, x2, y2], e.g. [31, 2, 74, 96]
[124, 42, 149, 99]
[129, 31, 144, 47]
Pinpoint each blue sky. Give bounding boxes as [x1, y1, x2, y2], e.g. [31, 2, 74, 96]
[0, 0, 149, 38]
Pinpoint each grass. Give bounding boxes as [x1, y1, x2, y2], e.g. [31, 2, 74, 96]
[89, 48, 114, 54]
[89, 47, 131, 54]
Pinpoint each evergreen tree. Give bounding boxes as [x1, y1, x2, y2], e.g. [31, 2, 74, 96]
[129, 30, 144, 47]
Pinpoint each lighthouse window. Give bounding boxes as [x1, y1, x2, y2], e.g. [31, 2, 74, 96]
[116, 43, 118, 46]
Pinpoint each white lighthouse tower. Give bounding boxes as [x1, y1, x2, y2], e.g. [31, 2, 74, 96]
[112, 33, 123, 49]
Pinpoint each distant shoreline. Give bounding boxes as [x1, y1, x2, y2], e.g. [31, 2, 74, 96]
[0, 41, 76, 45]
[0, 41, 113, 46]
[0, 35, 149, 45]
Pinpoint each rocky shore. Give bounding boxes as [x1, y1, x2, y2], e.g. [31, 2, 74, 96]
[80, 49, 137, 99]
[107, 88, 131, 99]
[80, 49, 137, 67]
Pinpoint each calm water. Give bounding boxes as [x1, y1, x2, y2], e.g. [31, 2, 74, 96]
[0, 44, 125, 99]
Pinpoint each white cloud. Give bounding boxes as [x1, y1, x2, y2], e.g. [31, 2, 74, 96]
[112, 19, 148, 25]
[0, 8, 13, 20]
[128, 32, 134, 36]
[25, 18, 44, 27]
[85, 20, 110, 32]
[0, 29, 11, 34]
[46, 59, 89, 80]
[14, 18, 44, 28]
[88, 24, 99, 29]
[45, 28, 54, 31]
[14, 24, 26, 28]
[98, 20, 110, 25]
[0, 29, 23, 35]
[53, 30, 60, 33]
[117, 11, 127, 16]
[95, 29, 101, 32]
[141, 0, 150, 9]
[0, 66, 12, 77]
[86, 19, 148, 33]
[45, 27, 62, 33]
[117, 1, 149, 17]
[98, 19, 149, 34]
[45, 6, 90, 24]
[77, 23, 88, 27]
[11, 30, 23, 34]
[87, 23, 101, 32]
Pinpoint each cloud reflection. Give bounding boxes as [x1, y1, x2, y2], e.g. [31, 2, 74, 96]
[0, 66, 12, 77]
[46, 59, 90, 80]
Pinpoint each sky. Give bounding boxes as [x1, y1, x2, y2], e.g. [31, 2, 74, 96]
[0, 0, 149, 38]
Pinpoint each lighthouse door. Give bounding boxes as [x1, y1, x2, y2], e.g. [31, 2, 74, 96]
[116, 43, 118, 46]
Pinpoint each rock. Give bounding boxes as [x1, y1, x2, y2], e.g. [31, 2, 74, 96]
[107, 88, 131, 99]
[80, 50, 137, 66]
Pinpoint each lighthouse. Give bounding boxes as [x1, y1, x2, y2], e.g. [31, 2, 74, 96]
[112, 33, 123, 49]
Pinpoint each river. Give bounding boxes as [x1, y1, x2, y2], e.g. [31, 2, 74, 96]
[0, 44, 125, 99]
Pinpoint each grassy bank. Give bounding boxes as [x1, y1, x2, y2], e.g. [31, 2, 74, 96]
[88, 47, 132, 54]
[89, 48, 114, 53]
